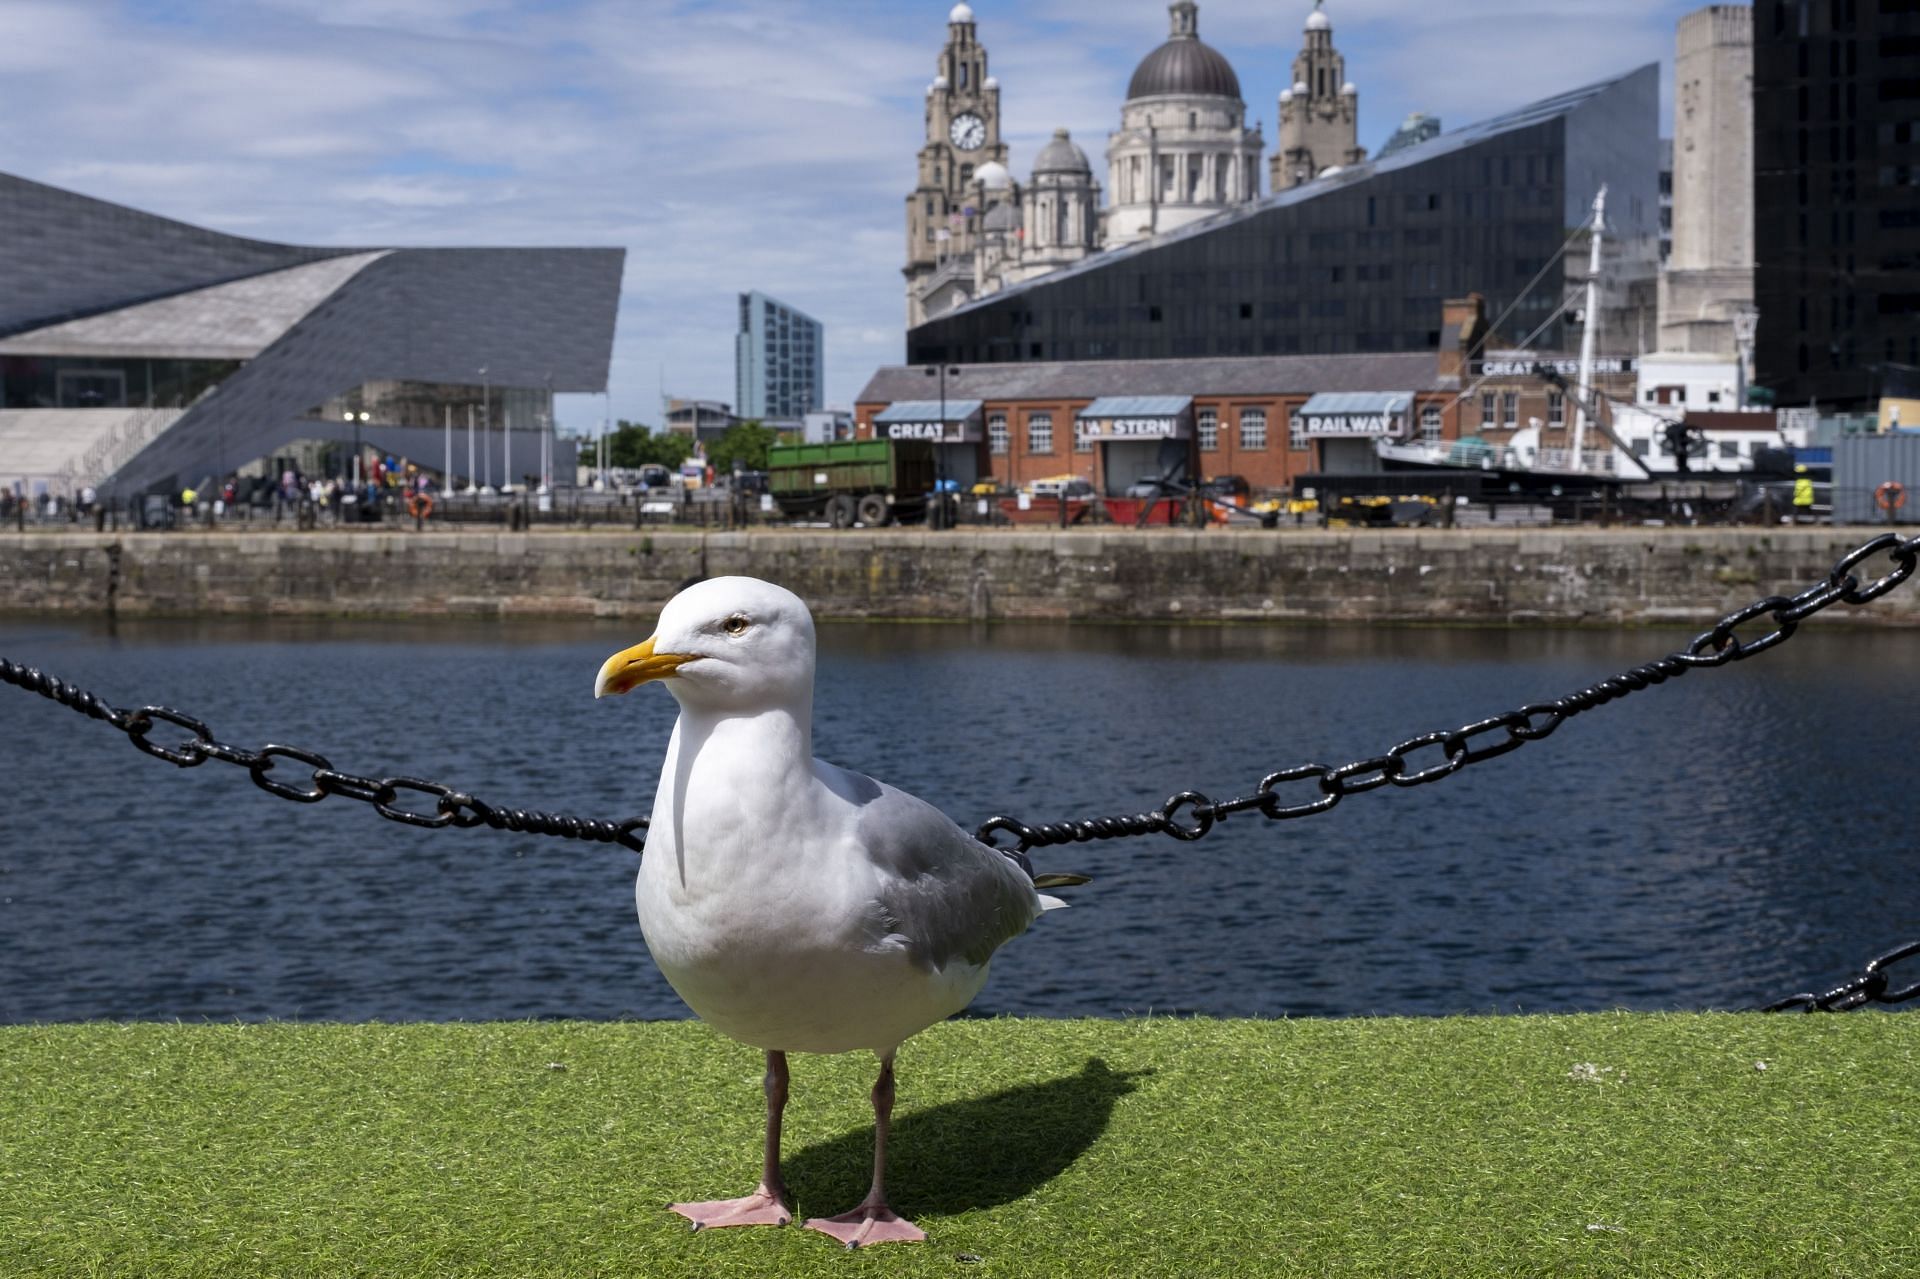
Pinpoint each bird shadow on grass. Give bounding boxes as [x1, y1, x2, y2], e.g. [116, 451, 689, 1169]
[784, 1058, 1148, 1219]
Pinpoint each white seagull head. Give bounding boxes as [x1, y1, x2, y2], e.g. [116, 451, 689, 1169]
[594, 576, 816, 713]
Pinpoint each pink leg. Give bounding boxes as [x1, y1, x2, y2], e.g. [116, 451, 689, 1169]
[672, 1050, 793, 1230]
[803, 1053, 926, 1248]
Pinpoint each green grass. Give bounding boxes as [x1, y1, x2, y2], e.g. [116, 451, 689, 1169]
[2, 1015, 1915, 1278]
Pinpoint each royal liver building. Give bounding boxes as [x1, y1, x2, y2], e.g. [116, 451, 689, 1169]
[903, 1, 1364, 324]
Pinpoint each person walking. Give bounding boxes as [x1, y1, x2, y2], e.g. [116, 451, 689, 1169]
[1792, 464, 1815, 525]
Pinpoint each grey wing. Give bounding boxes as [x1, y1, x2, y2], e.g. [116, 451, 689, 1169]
[853, 779, 1044, 973]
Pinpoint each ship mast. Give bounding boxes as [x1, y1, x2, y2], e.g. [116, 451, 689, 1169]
[1571, 185, 1606, 467]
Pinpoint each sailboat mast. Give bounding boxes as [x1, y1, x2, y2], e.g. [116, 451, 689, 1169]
[1571, 185, 1607, 466]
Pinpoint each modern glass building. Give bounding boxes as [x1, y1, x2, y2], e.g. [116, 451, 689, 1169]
[734, 291, 824, 422]
[0, 170, 622, 497]
[907, 65, 1659, 368]
[1754, 0, 1920, 408]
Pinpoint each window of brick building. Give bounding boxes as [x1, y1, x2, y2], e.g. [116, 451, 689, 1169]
[1548, 392, 1564, 427]
[1241, 408, 1268, 450]
[1480, 390, 1496, 425]
[1501, 391, 1518, 428]
[988, 413, 1008, 455]
[1197, 408, 1218, 451]
[1028, 412, 1053, 454]
[1420, 403, 1442, 442]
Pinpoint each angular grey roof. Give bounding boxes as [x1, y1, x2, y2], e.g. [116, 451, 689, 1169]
[0, 252, 388, 359]
[858, 353, 1442, 404]
[983, 201, 1020, 232]
[1128, 36, 1241, 101]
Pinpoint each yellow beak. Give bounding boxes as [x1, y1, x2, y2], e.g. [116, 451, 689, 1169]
[594, 636, 696, 698]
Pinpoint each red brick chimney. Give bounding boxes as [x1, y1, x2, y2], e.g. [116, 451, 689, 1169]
[1438, 293, 1489, 384]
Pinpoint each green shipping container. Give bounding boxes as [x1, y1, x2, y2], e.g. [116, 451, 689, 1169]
[766, 438, 936, 525]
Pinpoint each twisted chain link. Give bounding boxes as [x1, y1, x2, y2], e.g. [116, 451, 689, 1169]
[7, 530, 1920, 1011]
[974, 531, 1920, 853]
[0, 657, 648, 854]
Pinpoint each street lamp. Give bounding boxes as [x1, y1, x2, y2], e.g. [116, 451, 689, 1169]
[1732, 305, 1760, 409]
[479, 367, 491, 490]
[342, 409, 369, 485]
[923, 363, 961, 528]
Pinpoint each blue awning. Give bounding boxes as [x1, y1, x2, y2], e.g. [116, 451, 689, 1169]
[1298, 392, 1413, 416]
[873, 399, 983, 423]
[1076, 395, 1193, 419]
[1297, 391, 1414, 440]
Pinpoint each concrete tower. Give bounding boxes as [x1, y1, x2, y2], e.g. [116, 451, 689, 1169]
[1105, 1, 1264, 247]
[1657, 4, 1754, 356]
[905, 2, 1010, 326]
[1272, 1, 1366, 191]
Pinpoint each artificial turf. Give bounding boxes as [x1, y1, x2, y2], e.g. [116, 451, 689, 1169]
[1, 1014, 1915, 1278]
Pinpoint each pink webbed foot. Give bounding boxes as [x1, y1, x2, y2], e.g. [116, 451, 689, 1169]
[670, 1184, 792, 1230]
[803, 1203, 927, 1249]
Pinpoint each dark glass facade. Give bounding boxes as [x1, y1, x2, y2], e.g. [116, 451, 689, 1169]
[1754, 0, 1920, 408]
[908, 66, 1659, 369]
[1, 355, 240, 409]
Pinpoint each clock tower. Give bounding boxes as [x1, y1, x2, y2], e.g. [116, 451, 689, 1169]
[905, 2, 1009, 325]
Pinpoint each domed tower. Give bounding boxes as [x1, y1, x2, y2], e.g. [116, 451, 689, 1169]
[1104, 0, 1264, 247]
[1272, 1, 1366, 191]
[1018, 128, 1102, 280]
[973, 161, 1024, 296]
[905, 3, 1011, 325]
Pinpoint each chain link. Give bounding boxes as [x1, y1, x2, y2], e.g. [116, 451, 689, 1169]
[8, 530, 1920, 1011]
[0, 658, 647, 854]
[972, 532, 1920, 856]
[1761, 941, 1920, 1012]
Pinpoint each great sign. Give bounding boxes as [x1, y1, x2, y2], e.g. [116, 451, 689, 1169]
[885, 422, 953, 441]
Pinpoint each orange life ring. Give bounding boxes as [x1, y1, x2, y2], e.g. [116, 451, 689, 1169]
[1875, 481, 1906, 512]
[406, 491, 435, 520]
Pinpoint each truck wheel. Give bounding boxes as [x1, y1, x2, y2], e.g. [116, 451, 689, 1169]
[828, 494, 857, 529]
[857, 494, 890, 527]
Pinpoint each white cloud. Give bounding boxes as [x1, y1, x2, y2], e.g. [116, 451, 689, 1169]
[0, 0, 1700, 432]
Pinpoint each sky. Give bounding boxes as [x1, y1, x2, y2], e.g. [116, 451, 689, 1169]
[0, 0, 1713, 435]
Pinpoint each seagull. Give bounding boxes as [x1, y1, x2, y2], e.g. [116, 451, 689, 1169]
[594, 576, 1081, 1248]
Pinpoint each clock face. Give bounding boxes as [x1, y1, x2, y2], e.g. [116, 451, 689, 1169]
[949, 113, 987, 151]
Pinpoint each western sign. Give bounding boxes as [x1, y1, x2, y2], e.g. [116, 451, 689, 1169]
[1472, 356, 1636, 377]
[1079, 417, 1182, 439]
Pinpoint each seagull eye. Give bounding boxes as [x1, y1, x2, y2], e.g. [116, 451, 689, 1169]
[721, 614, 750, 636]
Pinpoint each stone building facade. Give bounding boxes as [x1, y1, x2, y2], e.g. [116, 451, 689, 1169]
[1657, 4, 1754, 357]
[1271, 1, 1366, 191]
[1102, 1, 1265, 246]
[903, 3, 1010, 326]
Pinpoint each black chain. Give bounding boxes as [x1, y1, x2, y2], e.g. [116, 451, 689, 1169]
[1761, 941, 1920, 1012]
[0, 657, 648, 855]
[8, 530, 1920, 1012]
[974, 530, 1920, 852]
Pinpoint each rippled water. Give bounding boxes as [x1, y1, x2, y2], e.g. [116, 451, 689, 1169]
[2, 613, 1916, 1023]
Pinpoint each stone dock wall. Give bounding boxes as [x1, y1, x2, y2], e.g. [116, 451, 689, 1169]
[2, 527, 1915, 626]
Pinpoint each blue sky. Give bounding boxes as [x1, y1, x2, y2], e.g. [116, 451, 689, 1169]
[0, 0, 1712, 434]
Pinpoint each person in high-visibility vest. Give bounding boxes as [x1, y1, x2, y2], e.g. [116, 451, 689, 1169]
[1792, 464, 1815, 524]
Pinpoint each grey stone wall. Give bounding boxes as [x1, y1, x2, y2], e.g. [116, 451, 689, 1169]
[3, 528, 1916, 627]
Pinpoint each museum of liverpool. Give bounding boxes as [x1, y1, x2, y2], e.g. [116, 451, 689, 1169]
[0, 171, 622, 500]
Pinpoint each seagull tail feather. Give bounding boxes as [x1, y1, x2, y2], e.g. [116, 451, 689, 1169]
[1038, 894, 1070, 912]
